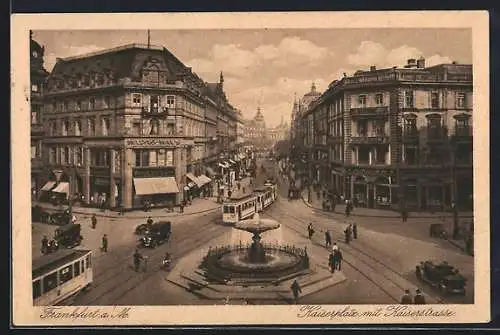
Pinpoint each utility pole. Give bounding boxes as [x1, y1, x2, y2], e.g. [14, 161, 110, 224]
[147, 29, 151, 49]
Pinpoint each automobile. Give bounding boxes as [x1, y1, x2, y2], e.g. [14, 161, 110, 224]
[429, 223, 448, 239]
[415, 260, 467, 295]
[135, 221, 154, 235]
[48, 210, 72, 226]
[139, 221, 172, 248]
[54, 223, 83, 248]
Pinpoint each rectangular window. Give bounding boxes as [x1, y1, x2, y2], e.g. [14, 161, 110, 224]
[31, 84, 39, 92]
[166, 150, 174, 166]
[374, 121, 385, 136]
[86, 255, 91, 269]
[42, 272, 58, 293]
[166, 95, 175, 108]
[358, 148, 370, 164]
[88, 118, 96, 136]
[63, 100, 68, 111]
[149, 151, 157, 167]
[132, 93, 142, 105]
[75, 120, 81, 136]
[59, 265, 73, 284]
[101, 117, 110, 136]
[132, 122, 142, 135]
[158, 149, 166, 166]
[103, 96, 110, 108]
[89, 97, 96, 110]
[456, 92, 466, 108]
[166, 123, 175, 135]
[404, 118, 417, 136]
[33, 280, 42, 299]
[62, 120, 69, 136]
[375, 93, 384, 106]
[31, 111, 38, 124]
[431, 92, 439, 108]
[405, 147, 418, 165]
[76, 99, 82, 111]
[74, 262, 81, 277]
[81, 260, 85, 273]
[357, 120, 368, 136]
[31, 145, 37, 159]
[75, 147, 83, 166]
[141, 150, 150, 167]
[358, 95, 367, 107]
[49, 147, 56, 163]
[404, 90, 414, 108]
[135, 150, 141, 167]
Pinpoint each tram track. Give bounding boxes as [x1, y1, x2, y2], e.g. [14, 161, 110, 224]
[267, 201, 444, 304]
[72, 212, 231, 305]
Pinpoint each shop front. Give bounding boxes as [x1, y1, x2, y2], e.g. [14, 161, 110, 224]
[132, 176, 180, 208]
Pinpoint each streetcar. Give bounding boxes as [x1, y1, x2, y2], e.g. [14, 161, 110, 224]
[222, 194, 258, 224]
[253, 186, 275, 211]
[263, 180, 278, 200]
[32, 249, 93, 306]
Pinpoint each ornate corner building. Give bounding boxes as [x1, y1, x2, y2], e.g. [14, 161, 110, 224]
[32, 40, 243, 210]
[291, 58, 473, 211]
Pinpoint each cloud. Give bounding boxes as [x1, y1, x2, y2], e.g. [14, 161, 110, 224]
[347, 41, 454, 70]
[187, 37, 334, 79]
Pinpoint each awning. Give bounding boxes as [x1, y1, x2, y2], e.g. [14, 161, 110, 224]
[233, 156, 241, 162]
[187, 181, 196, 188]
[197, 174, 212, 186]
[40, 181, 56, 192]
[228, 159, 236, 164]
[218, 162, 229, 169]
[205, 166, 217, 176]
[133, 177, 180, 195]
[239, 154, 246, 159]
[186, 172, 199, 185]
[52, 169, 64, 181]
[52, 182, 69, 194]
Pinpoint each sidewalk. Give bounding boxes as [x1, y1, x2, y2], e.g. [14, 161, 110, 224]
[300, 190, 471, 254]
[33, 196, 221, 219]
[301, 190, 473, 219]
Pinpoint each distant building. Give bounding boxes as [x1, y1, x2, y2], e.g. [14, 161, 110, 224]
[293, 59, 473, 211]
[267, 114, 290, 142]
[30, 31, 50, 198]
[38, 43, 240, 210]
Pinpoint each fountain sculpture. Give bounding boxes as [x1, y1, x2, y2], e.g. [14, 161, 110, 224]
[200, 213, 309, 285]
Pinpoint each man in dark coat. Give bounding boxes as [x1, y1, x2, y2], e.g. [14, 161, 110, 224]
[307, 223, 314, 239]
[101, 234, 108, 252]
[352, 222, 358, 239]
[325, 230, 332, 248]
[328, 252, 335, 273]
[400, 289, 413, 304]
[413, 289, 426, 304]
[41, 235, 49, 254]
[91, 214, 97, 229]
[334, 249, 343, 270]
[344, 227, 351, 244]
[291, 279, 302, 303]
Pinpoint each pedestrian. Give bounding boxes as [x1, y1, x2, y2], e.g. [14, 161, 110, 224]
[101, 234, 108, 252]
[119, 203, 125, 216]
[401, 209, 408, 223]
[344, 227, 351, 244]
[345, 202, 351, 217]
[91, 214, 97, 229]
[352, 222, 358, 239]
[413, 289, 426, 304]
[133, 248, 142, 272]
[179, 202, 184, 213]
[328, 252, 335, 273]
[290, 279, 302, 303]
[307, 222, 314, 239]
[325, 230, 332, 248]
[41, 235, 48, 254]
[400, 289, 413, 304]
[71, 213, 77, 224]
[335, 248, 343, 270]
[332, 242, 339, 252]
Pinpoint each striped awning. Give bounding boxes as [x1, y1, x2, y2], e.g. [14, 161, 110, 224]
[228, 159, 236, 164]
[218, 162, 229, 169]
[133, 177, 180, 195]
[52, 182, 69, 194]
[40, 181, 56, 192]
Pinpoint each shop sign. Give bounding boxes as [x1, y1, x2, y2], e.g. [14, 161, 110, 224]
[133, 167, 175, 178]
[125, 138, 181, 148]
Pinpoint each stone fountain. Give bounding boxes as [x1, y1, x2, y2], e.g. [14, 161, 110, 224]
[234, 212, 280, 263]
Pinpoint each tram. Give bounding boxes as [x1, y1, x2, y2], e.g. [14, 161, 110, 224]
[222, 194, 258, 224]
[32, 249, 93, 306]
[253, 186, 275, 211]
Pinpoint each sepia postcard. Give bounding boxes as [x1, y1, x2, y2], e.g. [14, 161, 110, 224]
[11, 11, 490, 326]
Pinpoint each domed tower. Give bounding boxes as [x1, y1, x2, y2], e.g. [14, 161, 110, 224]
[30, 30, 48, 76]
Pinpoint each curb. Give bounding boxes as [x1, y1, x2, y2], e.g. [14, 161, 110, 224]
[300, 195, 473, 219]
[35, 203, 221, 220]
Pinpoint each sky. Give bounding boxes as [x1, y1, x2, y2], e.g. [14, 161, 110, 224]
[32, 29, 472, 127]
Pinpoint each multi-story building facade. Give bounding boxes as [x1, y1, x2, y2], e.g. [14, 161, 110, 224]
[30, 32, 50, 198]
[39, 43, 239, 210]
[244, 107, 268, 148]
[267, 115, 290, 143]
[295, 58, 473, 211]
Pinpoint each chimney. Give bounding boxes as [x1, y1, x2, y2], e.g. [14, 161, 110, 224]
[405, 58, 417, 68]
[370, 65, 376, 71]
[417, 57, 425, 69]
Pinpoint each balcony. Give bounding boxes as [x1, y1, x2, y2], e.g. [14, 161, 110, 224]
[350, 135, 389, 145]
[141, 106, 171, 118]
[350, 106, 389, 118]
